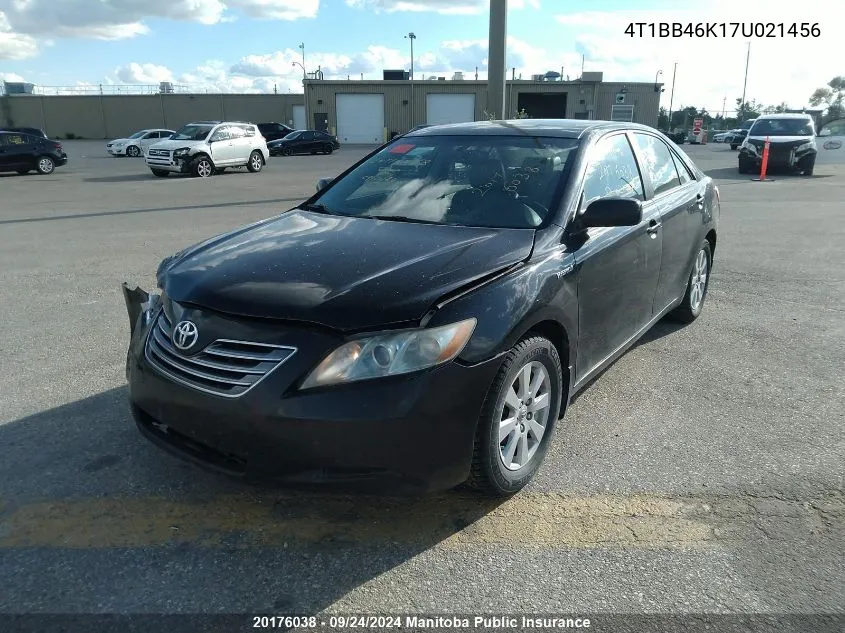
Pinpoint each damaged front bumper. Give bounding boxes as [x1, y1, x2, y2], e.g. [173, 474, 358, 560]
[121, 283, 160, 378]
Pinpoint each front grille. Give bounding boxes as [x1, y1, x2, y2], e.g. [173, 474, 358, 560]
[148, 149, 170, 157]
[144, 310, 296, 398]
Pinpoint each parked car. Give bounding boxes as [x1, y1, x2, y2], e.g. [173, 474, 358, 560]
[268, 130, 340, 156]
[0, 130, 67, 175]
[143, 121, 269, 178]
[122, 119, 719, 497]
[738, 113, 816, 175]
[107, 129, 175, 157]
[712, 131, 731, 143]
[815, 118, 845, 167]
[257, 122, 295, 142]
[0, 126, 47, 138]
[728, 129, 748, 150]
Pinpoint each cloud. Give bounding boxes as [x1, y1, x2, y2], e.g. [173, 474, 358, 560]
[116, 62, 174, 84]
[0, 0, 317, 52]
[555, 2, 842, 111]
[345, 0, 538, 14]
[0, 11, 38, 59]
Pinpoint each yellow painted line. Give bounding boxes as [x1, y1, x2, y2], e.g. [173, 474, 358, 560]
[0, 492, 836, 549]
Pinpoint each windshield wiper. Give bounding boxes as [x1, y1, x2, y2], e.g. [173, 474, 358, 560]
[367, 214, 443, 225]
[301, 203, 341, 215]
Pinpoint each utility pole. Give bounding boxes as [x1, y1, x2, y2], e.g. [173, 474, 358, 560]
[405, 32, 416, 128]
[721, 96, 726, 126]
[667, 62, 677, 131]
[487, 0, 508, 119]
[740, 42, 750, 121]
[405, 33, 416, 81]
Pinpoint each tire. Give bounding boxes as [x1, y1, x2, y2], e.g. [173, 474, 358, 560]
[247, 150, 264, 173]
[191, 155, 214, 178]
[151, 169, 169, 178]
[730, 145, 738, 150]
[669, 240, 712, 324]
[800, 158, 815, 176]
[466, 336, 563, 497]
[126, 145, 141, 157]
[738, 161, 750, 174]
[282, 147, 292, 156]
[323, 143, 333, 155]
[35, 156, 55, 175]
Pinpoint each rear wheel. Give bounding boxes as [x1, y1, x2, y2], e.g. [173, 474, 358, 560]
[247, 151, 264, 173]
[151, 169, 169, 178]
[466, 336, 563, 497]
[191, 155, 214, 178]
[669, 240, 712, 324]
[36, 156, 55, 175]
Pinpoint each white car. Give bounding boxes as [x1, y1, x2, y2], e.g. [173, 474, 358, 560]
[816, 117, 845, 168]
[144, 121, 269, 178]
[107, 129, 175, 157]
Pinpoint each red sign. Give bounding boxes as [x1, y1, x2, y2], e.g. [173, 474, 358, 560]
[693, 118, 703, 132]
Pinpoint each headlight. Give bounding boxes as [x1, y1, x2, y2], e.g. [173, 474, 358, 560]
[173, 147, 191, 156]
[741, 141, 756, 153]
[796, 141, 814, 152]
[301, 318, 477, 389]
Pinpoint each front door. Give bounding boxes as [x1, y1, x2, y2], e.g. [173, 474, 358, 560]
[816, 118, 845, 167]
[571, 132, 663, 382]
[208, 126, 237, 165]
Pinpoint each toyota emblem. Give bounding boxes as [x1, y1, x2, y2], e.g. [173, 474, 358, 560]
[172, 320, 199, 351]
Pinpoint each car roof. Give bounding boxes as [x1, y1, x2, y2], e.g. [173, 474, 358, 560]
[755, 113, 812, 119]
[404, 118, 661, 139]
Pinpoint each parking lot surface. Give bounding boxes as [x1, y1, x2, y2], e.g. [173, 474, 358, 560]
[0, 141, 842, 616]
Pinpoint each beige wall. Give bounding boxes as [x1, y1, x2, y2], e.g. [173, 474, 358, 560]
[594, 82, 662, 127]
[0, 93, 304, 138]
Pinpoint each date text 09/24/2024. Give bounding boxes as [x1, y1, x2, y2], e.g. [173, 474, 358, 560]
[624, 22, 820, 38]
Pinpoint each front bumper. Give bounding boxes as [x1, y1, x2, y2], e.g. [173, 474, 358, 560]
[739, 145, 816, 171]
[144, 155, 192, 173]
[107, 146, 127, 156]
[122, 285, 502, 494]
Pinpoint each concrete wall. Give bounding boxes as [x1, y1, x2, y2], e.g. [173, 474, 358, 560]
[0, 93, 304, 139]
[595, 82, 661, 127]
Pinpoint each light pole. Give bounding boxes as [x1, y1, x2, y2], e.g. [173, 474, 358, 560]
[667, 62, 677, 132]
[405, 32, 416, 129]
[739, 42, 750, 122]
[293, 44, 308, 131]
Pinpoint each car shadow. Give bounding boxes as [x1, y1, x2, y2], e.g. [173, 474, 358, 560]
[569, 317, 687, 406]
[0, 386, 506, 612]
[83, 173, 163, 183]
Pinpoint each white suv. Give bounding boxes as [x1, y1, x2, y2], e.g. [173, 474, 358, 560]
[144, 121, 269, 178]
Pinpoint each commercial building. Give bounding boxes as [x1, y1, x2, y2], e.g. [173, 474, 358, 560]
[303, 72, 663, 143]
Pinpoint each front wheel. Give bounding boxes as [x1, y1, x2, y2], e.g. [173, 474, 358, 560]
[247, 151, 264, 173]
[730, 144, 738, 150]
[466, 336, 563, 497]
[126, 145, 141, 157]
[282, 147, 292, 157]
[191, 156, 214, 178]
[323, 143, 333, 155]
[669, 240, 712, 324]
[800, 157, 815, 176]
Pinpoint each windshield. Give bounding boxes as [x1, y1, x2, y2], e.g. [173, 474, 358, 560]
[311, 135, 579, 229]
[129, 131, 147, 139]
[738, 120, 756, 130]
[749, 118, 813, 137]
[283, 131, 301, 140]
[172, 124, 214, 141]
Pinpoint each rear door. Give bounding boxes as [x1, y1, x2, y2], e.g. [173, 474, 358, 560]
[0, 132, 34, 170]
[816, 118, 845, 166]
[631, 132, 702, 313]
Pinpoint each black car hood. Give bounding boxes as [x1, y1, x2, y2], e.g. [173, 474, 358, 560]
[160, 210, 535, 331]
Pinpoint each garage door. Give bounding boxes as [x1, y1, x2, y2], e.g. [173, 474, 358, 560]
[426, 94, 476, 126]
[292, 105, 305, 131]
[336, 94, 385, 144]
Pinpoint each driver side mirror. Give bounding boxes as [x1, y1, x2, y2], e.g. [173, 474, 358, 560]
[316, 177, 334, 192]
[578, 197, 643, 228]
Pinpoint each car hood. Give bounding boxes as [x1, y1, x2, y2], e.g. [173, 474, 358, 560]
[109, 138, 133, 144]
[149, 138, 205, 150]
[159, 210, 536, 331]
[747, 135, 814, 144]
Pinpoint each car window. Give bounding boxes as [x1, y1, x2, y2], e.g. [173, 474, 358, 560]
[284, 131, 301, 140]
[302, 132, 315, 140]
[749, 118, 814, 137]
[243, 125, 256, 137]
[633, 133, 681, 197]
[670, 151, 693, 184]
[0, 133, 27, 146]
[228, 125, 246, 139]
[210, 127, 231, 142]
[313, 135, 578, 229]
[582, 133, 644, 205]
[129, 131, 147, 139]
[819, 119, 845, 136]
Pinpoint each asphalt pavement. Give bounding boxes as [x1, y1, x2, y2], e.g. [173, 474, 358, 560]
[0, 141, 842, 626]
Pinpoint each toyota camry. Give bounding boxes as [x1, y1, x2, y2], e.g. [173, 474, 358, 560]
[122, 119, 719, 497]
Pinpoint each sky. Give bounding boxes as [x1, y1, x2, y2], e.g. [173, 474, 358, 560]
[0, 0, 841, 115]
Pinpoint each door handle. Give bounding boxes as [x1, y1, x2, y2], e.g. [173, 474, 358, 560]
[646, 219, 661, 236]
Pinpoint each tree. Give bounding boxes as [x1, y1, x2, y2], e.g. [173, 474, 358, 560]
[809, 76, 845, 122]
[735, 97, 764, 119]
[658, 106, 669, 130]
[762, 101, 790, 114]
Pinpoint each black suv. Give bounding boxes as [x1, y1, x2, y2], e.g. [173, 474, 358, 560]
[1, 127, 47, 138]
[257, 122, 295, 142]
[0, 131, 67, 175]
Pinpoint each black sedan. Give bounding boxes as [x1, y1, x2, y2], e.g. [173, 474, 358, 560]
[0, 130, 67, 175]
[122, 119, 719, 496]
[268, 130, 340, 156]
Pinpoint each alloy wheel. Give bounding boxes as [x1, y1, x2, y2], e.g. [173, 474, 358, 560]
[498, 361, 552, 471]
[690, 248, 709, 311]
[250, 153, 263, 171]
[197, 159, 212, 178]
[37, 157, 54, 174]
[127, 145, 140, 157]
